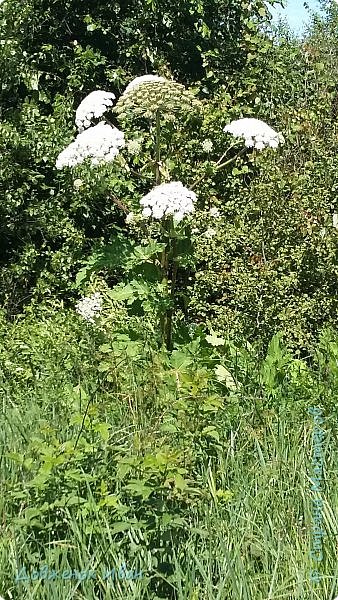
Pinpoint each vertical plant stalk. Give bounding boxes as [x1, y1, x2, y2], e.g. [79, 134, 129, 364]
[155, 110, 161, 186]
[160, 229, 169, 347]
[154, 110, 168, 346]
[165, 233, 177, 351]
[153, 110, 175, 350]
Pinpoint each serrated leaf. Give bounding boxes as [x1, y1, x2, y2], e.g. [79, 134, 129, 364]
[106, 495, 120, 507]
[93, 423, 110, 442]
[109, 522, 133, 534]
[109, 283, 135, 302]
[99, 344, 111, 353]
[160, 422, 178, 433]
[98, 361, 111, 372]
[124, 481, 153, 499]
[75, 236, 135, 287]
[63, 496, 87, 506]
[173, 474, 188, 490]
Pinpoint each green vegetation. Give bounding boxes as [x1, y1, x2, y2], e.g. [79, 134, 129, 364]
[1, 1, 338, 598]
[2, 310, 338, 598]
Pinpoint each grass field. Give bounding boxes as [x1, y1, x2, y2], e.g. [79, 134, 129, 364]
[1, 309, 338, 599]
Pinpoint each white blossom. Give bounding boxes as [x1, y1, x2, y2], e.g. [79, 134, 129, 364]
[205, 227, 217, 238]
[73, 178, 84, 189]
[142, 206, 152, 217]
[127, 139, 143, 155]
[56, 122, 125, 169]
[140, 181, 196, 222]
[209, 207, 220, 218]
[76, 292, 102, 323]
[223, 118, 284, 150]
[75, 90, 116, 132]
[202, 139, 213, 153]
[125, 212, 135, 224]
[333, 213, 338, 229]
[123, 75, 166, 96]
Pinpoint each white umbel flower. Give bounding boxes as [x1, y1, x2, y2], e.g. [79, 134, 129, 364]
[205, 227, 217, 238]
[140, 181, 196, 222]
[56, 122, 125, 169]
[127, 139, 143, 155]
[333, 213, 338, 229]
[125, 212, 135, 224]
[76, 292, 102, 323]
[73, 178, 84, 189]
[209, 207, 220, 218]
[223, 118, 284, 150]
[75, 90, 116, 132]
[202, 139, 213, 153]
[123, 75, 166, 96]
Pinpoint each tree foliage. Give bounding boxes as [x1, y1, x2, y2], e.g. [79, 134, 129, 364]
[0, 0, 279, 314]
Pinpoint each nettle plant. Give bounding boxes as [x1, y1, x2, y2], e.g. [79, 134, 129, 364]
[56, 75, 284, 350]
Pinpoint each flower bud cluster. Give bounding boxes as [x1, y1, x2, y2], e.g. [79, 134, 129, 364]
[115, 77, 201, 120]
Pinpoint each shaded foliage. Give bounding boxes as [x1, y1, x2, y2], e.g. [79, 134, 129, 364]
[0, 0, 279, 314]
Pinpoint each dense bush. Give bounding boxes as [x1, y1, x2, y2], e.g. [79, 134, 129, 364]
[2, 0, 338, 354]
[186, 14, 338, 354]
[0, 0, 278, 314]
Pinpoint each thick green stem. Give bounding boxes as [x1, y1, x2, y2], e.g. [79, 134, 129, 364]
[165, 235, 177, 351]
[155, 110, 161, 186]
[153, 112, 175, 350]
[154, 110, 168, 347]
[159, 238, 169, 348]
[159, 219, 177, 351]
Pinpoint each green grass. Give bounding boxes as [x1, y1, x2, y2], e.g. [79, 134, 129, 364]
[1, 309, 338, 599]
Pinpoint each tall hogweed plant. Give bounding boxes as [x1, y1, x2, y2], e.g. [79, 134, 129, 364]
[55, 74, 284, 351]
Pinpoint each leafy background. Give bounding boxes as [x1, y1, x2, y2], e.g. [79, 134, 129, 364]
[2, 1, 338, 599]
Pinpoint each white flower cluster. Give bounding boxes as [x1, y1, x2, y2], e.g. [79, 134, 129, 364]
[127, 139, 143, 155]
[140, 181, 196, 222]
[73, 178, 84, 189]
[76, 292, 102, 323]
[202, 139, 213, 153]
[125, 211, 135, 224]
[123, 75, 166, 96]
[209, 207, 220, 218]
[205, 227, 216, 239]
[75, 90, 116, 132]
[223, 118, 284, 150]
[333, 213, 338, 229]
[56, 122, 125, 169]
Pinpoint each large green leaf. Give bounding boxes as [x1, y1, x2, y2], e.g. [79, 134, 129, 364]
[75, 235, 135, 287]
